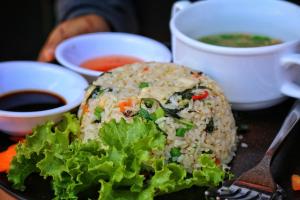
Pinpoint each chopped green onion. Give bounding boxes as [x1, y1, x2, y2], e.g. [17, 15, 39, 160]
[176, 128, 187, 137]
[170, 147, 181, 157]
[151, 107, 165, 120]
[139, 107, 165, 121]
[177, 119, 195, 129]
[174, 119, 194, 137]
[94, 106, 104, 121]
[138, 108, 152, 120]
[139, 82, 150, 89]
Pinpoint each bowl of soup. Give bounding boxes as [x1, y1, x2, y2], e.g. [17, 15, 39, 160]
[0, 61, 88, 135]
[55, 32, 172, 82]
[170, 0, 300, 110]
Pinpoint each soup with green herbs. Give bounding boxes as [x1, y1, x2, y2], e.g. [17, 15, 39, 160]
[199, 33, 282, 47]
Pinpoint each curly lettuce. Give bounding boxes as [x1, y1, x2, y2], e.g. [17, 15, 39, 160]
[8, 113, 227, 200]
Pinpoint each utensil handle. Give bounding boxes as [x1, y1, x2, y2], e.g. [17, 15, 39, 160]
[266, 100, 300, 156]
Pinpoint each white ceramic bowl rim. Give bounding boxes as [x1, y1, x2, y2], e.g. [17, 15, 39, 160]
[170, 0, 300, 55]
[0, 61, 88, 118]
[55, 32, 172, 77]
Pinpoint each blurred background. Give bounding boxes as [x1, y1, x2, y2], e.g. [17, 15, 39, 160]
[0, 0, 176, 61]
[1, 0, 300, 61]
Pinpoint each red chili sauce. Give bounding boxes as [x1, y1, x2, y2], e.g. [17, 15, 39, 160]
[80, 55, 143, 72]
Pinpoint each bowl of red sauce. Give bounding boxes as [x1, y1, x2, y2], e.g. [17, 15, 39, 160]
[55, 32, 172, 82]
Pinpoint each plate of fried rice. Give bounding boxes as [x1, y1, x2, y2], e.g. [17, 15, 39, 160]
[3, 62, 240, 200]
[79, 62, 237, 171]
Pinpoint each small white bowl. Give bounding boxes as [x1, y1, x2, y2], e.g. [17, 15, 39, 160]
[0, 61, 88, 135]
[55, 32, 172, 82]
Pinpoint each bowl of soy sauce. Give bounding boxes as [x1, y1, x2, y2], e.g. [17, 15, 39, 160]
[0, 61, 88, 135]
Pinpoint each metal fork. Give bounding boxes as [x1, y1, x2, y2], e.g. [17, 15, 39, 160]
[208, 100, 300, 200]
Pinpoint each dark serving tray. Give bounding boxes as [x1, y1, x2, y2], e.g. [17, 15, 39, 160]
[1, 99, 300, 200]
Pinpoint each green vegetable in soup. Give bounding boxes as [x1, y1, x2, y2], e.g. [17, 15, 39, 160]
[199, 33, 281, 47]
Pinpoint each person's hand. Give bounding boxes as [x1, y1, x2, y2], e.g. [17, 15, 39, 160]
[38, 14, 110, 62]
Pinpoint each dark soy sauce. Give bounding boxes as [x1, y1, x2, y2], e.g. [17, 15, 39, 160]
[0, 90, 66, 112]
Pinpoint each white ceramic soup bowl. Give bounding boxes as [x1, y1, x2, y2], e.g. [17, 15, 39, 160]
[55, 32, 172, 82]
[170, 0, 300, 110]
[0, 61, 88, 135]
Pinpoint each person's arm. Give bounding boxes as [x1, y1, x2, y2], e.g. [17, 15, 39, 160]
[57, 0, 138, 32]
[38, 0, 137, 62]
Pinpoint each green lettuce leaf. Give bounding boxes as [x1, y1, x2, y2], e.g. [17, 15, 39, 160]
[8, 113, 80, 191]
[8, 114, 227, 200]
